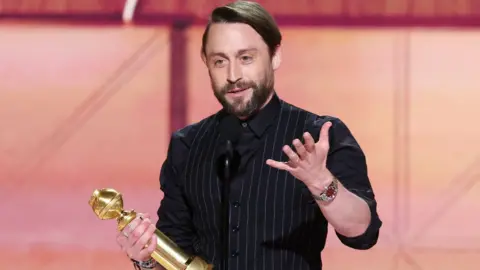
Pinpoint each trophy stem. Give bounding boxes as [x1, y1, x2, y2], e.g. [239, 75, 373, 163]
[152, 229, 213, 270]
[153, 229, 190, 269]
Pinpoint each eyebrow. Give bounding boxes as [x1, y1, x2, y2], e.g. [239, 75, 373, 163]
[207, 47, 258, 59]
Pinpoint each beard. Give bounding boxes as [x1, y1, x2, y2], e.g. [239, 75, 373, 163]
[212, 71, 274, 118]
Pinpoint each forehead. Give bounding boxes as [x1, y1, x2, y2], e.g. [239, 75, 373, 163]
[205, 23, 268, 55]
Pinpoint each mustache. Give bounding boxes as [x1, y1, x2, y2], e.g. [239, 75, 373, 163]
[221, 81, 256, 93]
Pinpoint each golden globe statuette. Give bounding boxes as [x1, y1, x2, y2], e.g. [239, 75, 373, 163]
[88, 188, 213, 270]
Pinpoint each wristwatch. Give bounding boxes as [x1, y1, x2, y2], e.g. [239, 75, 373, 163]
[311, 176, 339, 203]
[131, 257, 158, 269]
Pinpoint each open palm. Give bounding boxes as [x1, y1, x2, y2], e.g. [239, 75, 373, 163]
[266, 121, 332, 186]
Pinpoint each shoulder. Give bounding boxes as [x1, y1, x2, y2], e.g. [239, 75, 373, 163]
[169, 112, 220, 149]
[164, 112, 220, 170]
[279, 100, 351, 141]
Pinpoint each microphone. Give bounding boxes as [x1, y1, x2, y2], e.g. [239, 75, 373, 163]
[216, 115, 241, 182]
[224, 139, 234, 180]
[216, 115, 241, 270]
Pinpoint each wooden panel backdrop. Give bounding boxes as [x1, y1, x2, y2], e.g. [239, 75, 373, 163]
[0, 24, 171, 269]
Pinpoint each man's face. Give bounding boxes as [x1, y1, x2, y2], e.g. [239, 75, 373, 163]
[203, 23, 280, 118]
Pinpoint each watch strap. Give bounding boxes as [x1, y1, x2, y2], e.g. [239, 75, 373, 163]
[131, 257, 158, 269]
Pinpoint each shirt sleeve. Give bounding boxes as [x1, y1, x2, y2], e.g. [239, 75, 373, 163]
[155, 133, 196, 255]
[316, 116, 383, 250]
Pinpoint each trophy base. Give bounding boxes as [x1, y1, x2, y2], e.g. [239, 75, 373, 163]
[186, 256, 213, 270]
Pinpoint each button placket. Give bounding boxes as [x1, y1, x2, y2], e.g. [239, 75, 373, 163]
[229, 200, 241, 260]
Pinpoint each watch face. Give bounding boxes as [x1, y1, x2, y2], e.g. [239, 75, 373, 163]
[325, 185, 337, 198]
[319, 179, 338, 202]
[311, 178, 338, 202]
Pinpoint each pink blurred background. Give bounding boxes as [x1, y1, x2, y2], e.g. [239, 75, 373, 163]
[1, 0, 480, 269]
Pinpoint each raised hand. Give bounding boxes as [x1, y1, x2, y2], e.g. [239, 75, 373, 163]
[266, 121, 332, 186]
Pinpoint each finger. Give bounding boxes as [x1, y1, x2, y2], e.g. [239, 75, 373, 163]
[292, 139, 307, 159]
[116, 232, 128, 245]
[132, 223, 157, 257]
[116, 233, 129, 252]
[147, 234, 157, 253]
[123, 216, 142, 237]
[120, 230, 129, 238]
[138, 213, 151, 220]
[303, 132, 315, 152]
[317, 121, 332, 148]
[266, 159, 293, 171]
[283, 145, 300, 165]
[127, 218, 152, 246]
[131, 234, 157, 262]
[138, 224, 156, 249]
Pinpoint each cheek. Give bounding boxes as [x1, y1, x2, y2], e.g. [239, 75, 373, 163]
[209, 70, 226, 87]
[242, 64, 268, 83]
[240, 69, 257, 83]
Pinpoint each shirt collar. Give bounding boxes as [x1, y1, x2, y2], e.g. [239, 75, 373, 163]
[217, 92, 281, 138]
[242, 92, 281, 137]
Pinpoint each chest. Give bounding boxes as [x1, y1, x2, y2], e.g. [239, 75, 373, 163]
[181, 121, 319, 222]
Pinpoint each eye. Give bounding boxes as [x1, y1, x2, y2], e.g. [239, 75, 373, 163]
[213, 59, 226, 68]
[240, 55, 253, 64]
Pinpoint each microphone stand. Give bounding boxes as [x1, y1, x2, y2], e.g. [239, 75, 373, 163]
[220, 140, 234, 270]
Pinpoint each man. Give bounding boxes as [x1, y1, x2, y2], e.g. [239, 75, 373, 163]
[116, 1, 382, 269]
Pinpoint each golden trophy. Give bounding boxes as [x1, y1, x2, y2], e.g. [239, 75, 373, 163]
[88, 188, 213, 270]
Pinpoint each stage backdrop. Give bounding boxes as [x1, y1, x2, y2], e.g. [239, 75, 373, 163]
[1, 23, 480, 270]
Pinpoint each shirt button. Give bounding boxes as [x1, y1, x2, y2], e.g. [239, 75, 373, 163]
[241, 123, 247, 128]
[231, 250, 239, 257]
[232, 201, 240, 208]
[232, 225, 239, 233]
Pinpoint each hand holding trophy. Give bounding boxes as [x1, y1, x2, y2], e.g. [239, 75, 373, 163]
[88, 188, 213, 270]
[116, 212, 157, 263]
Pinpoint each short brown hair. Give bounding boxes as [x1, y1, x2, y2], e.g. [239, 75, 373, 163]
[201, 1, 282, 57]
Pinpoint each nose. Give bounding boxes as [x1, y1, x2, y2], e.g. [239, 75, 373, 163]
[227, 62, 242, 84]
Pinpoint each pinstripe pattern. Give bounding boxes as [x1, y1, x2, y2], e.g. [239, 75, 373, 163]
[157, 93, 381, 270]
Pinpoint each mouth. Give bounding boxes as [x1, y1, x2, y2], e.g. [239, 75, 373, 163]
[227, 88, 249, 94]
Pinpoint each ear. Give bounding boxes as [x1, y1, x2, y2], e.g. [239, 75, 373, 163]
[271, 45, 282, 70]
[201, 50, 207, 66]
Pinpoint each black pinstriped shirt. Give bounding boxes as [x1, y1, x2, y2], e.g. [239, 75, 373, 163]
[155, 93, 382, 270]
